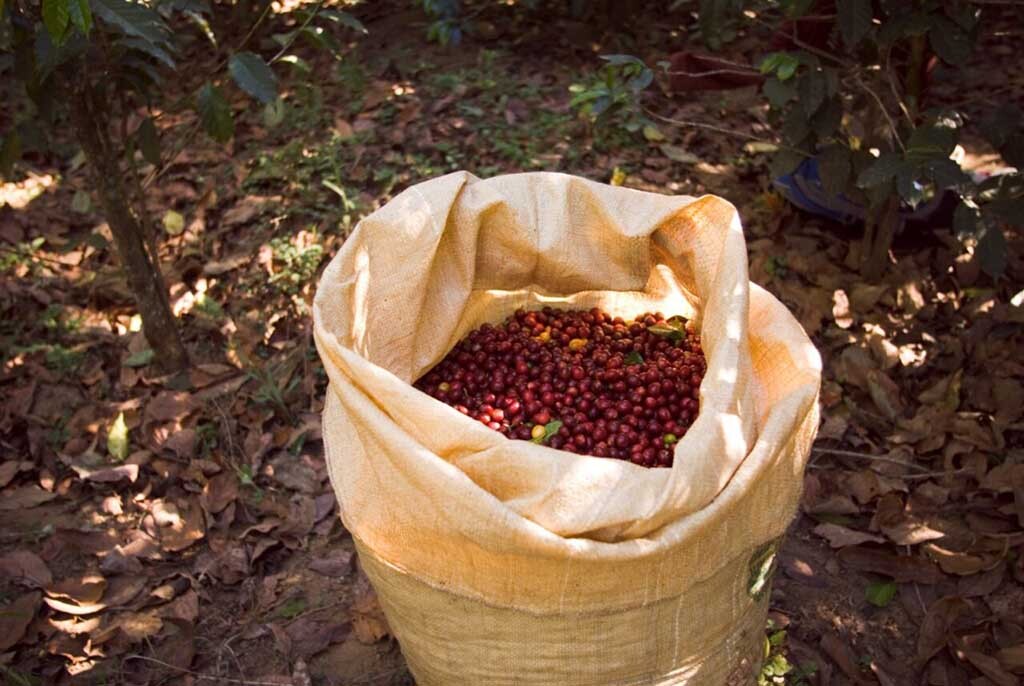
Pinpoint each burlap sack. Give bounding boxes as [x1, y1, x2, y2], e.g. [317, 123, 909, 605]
[313, 172, 821, 685]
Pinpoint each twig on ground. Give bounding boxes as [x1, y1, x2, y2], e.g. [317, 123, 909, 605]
[811, 447, 932, 473]
[123, 655, 288, 685]
[643, 107, 812, 158]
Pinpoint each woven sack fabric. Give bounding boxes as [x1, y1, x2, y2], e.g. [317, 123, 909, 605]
[313, 171, 821, 685]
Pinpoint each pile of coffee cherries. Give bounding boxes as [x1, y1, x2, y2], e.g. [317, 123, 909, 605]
[414, 307, 706, 468]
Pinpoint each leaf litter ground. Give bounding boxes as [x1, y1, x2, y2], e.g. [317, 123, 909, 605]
[1, 2, 1023, 685]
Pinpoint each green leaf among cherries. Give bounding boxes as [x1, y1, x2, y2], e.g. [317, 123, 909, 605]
[532, 420, 563, 445]
[647, 315, 688, 344]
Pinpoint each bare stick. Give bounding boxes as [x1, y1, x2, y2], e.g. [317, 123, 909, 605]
[854, 74, 906, 151]
[884, 46, 915, 126]
[643, 107, 812, 158]
[123, 655, 290, 685]
[811, 447, 933, 473]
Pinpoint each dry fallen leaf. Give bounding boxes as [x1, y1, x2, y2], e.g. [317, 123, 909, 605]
[70, 463, 139, 483]
[200, 472, 239, 514]
[103, 575, 148, 609]
[0, 460, 20, 487]
[145, 391, 196, 424]
[996, 644, 1024, 674]
[285, 612, 351, 658]
[832, 289, 854, 329]
[309, 550, 354, 578]
[53, 528, 120, 556]
[867, 369, 903, 421]
[963, 650, 1018, 686]
[220, 196, 267, 227]
[350, 570, 390, 645]
[43, 575, 109, 615]
[152, 499, 206, 552]
[958, 562, 1006, 598]
[923, 543, 990, 576]
[115, 611, 164, 642]
[820, 632, 870, 684]
[916, 596, 968, 665]
[155, 618, 196, 672]
[0, 550, 53, 588]
[981, 464, 1024, 493]
[0, 591, 41, 651]
[838, 546, 944, 583]
[0, 485, 58, 510]
[47, 574, 107, 605]
[812, 523, 886, 549]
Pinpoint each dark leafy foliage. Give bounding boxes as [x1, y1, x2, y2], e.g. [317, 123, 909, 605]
[0, 0, 366, 160]
[574, 0, 1022, 280]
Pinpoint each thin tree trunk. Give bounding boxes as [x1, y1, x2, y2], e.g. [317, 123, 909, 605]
[63, 72, 189, 373]
[861, 195, 900, 281]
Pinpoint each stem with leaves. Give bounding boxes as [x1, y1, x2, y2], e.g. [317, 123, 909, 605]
[62, 66, 189, 372]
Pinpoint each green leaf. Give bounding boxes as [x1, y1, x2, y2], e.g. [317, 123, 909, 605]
[0, 132, 21, 179]
[320, 8, 367, 33]
[43, 0, 71, 43]
[953, 201, 979, 239]
[532, 419, 564, 444]
[921, 158, 969, 189]
[856, 153, 905, 188]
[185, 8, 216, 46]
[648, 318, 686, 343]
[624, 351, 644, 365]
[278, 54, 311, 75]
[810, 97, 843, 137]
[118, 35, 175, 68]
[866, 581, 897, 608]
[929, 16, 972, 66]
[660, 144, 699, 164]
[92, 0, 170, 46]
[798, 70, 827, 117]
[197, 82, 234, 143]
[628, 68, 654, 93]
[896, 165, 924, 205]
[818, 144, 852, 198]
[162, 210, 184, 235]
[782, 0, 813, 17]
[276, 597, 307, 619]
[781, 106, 811, 144]
[71, 190, 91, 213]
[988, 197, 1024, 228]
[68, 0, 92, 36]
[136, 116, 160, 165]
[980, 104, 1021, 149]
[837, 0, 872, 48]
[1001, 133, 1024, 169]
[906, 125, 957, 162]
[760, 52, 800, 81]
[642, 124, 665, 142]
[123, 348, 154, 367]
[601, 53, 644, 66]
[977, 224, 1007, 279]
[763, 78, 795, 108]
[107, 412, 130, 461]
[770, 148, 806, 178]
[229, 51, 278, 104]
[263, 98, 286, 128]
